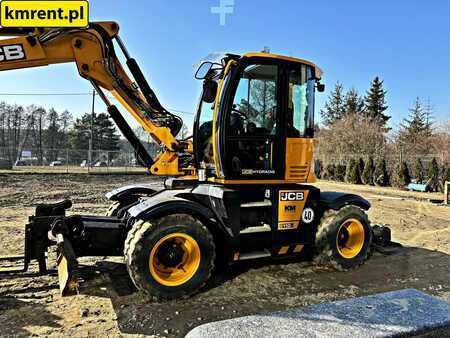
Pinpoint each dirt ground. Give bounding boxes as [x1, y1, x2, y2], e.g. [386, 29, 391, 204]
[0, 173, 449, 337]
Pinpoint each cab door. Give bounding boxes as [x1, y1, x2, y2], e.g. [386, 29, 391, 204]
[222, 61, 283, 180]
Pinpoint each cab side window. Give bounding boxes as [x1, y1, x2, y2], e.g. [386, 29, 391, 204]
[288, 65, 314, 137]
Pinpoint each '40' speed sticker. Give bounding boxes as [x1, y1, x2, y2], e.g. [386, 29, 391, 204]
[302, 207, 314, 224]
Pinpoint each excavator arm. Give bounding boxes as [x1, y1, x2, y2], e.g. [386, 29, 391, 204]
[0, 22, 192, 175]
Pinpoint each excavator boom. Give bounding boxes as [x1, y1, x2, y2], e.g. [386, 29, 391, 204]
[0, 22, 190, 174]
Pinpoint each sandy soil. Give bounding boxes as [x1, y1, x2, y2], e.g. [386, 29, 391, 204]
[0, 174, 449, 337]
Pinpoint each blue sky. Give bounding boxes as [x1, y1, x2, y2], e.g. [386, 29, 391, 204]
[0, 0, 449, 130]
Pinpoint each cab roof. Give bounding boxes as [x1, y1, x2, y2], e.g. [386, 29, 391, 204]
[242, 52, 323, 79]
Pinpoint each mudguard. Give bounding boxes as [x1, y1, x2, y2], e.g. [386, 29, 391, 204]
[319, 191, 371, 211]
[127, 189, 233, 238]
[105, 184, 157, 201]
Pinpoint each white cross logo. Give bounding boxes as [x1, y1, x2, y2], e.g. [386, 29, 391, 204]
[211, 0, 234, 26]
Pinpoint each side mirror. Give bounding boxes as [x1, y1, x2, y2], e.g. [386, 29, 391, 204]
[202, 80, 218, 103]
[195, 61, 214, 80]
[317, 83, 325, 93]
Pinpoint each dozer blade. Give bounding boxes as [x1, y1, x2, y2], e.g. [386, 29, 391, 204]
[56, 234, 79, 296]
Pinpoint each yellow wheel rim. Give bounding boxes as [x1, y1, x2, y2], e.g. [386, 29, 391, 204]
[149, 233, 201, 287]
[336, 218, 365, 259]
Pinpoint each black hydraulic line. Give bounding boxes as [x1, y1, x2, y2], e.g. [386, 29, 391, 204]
[115, 35, 164, 112]
[125, 57, 183, 136]
[126, 57, 166, 113]
[90, 80, 154, 168]
[115, 35, 183, 136]
[107, 105, 155, 168]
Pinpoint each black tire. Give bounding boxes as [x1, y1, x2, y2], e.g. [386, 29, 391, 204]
[106, 199, 138, 217]
[124, 218, 144, 266]
[105, 201, 121, 217]
[125, 214, 215, 300]
[315, 205, 372, 271]
[106, 197, 141, 218]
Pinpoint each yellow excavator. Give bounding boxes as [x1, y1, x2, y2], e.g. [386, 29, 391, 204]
[0, 22, 391, 300]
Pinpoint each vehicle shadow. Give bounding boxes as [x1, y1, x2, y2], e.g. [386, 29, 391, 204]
[76, 246, 450, 338]
[0, 296, 62, 336]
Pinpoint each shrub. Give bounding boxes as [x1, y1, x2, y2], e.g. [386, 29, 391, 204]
[324, 163, 335, 180]
[374, 158, 389, 186]
[440, 163, 450, 192]
[335, 163, 346, 182]
[358, 158, 365, 176]
[345, 159, 356, 182]
[361, 157, 374, 185]
[345, 158, 361, 184]
[396, 161, 411, 186]
[427, 158, 440, 192]
[314, 159, 323, 179]
[413, 158, 424, 183]
[351, 163, 362, 184]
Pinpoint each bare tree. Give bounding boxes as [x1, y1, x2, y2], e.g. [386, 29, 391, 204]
[316, 113, 386, 164]
[35, 107, 47, 165]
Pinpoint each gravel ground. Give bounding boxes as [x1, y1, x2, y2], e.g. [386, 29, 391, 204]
[0, 174, 449, 337]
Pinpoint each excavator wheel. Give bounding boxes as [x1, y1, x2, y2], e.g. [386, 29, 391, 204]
[315, 205, 372, 271]
[105, 198, 139, 218]
[124, 214, 215, 300]
[105, 201, 122, 217]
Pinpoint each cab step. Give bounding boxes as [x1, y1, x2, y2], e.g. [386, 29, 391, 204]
[241, 200, 272, 208]
[240, 224, 271, 234]
[237, 249, 271, 261]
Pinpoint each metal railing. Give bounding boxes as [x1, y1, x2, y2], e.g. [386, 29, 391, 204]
[0, 145, 161, 173]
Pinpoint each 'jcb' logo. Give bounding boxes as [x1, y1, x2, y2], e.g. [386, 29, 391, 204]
[280, 192, 304, 201]
[0, 44, 25, 62]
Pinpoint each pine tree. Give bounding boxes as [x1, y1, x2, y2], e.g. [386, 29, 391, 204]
[364, 77, 390, 130]
[399, 98, 434, 154]
[413, 158, 424, 183]
[70, 112, 120, 152]
[45, 108, 61, 162]
[374, 158, 389, 186]
[362, 157, 374, 185]
[397, 161, 411, 186]
[344, 88, 365, 115]
[95, 113, 120, 151]
[400, 98, 426, 138]
[58, 110, 72, 149]
[321, 82, 345, 126]
[423, 98, 434, 138]
[427, 158, 440, 192]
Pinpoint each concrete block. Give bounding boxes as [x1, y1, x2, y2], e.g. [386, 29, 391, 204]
[186, 289, 450, 338]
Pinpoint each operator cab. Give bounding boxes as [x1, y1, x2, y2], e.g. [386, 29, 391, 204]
[193, 53, 324, 184]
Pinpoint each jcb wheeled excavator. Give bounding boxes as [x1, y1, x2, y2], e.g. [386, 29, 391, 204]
[0, 22, 391, 300]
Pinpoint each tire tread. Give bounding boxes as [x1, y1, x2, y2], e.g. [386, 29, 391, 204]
[124, 214, 215, 301]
